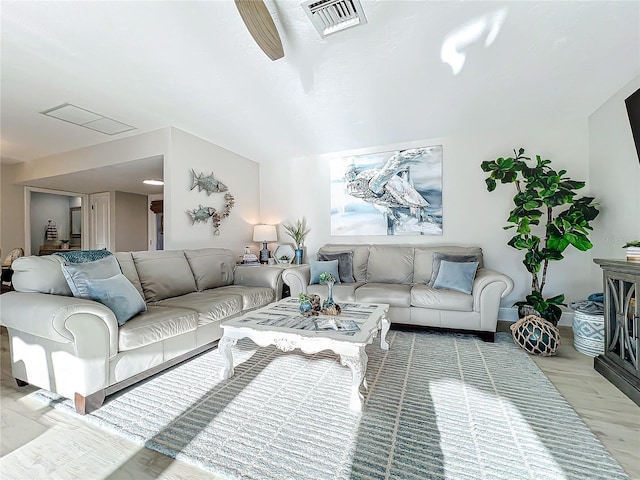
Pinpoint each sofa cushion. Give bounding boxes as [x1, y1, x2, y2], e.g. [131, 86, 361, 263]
[184, 248, 235, 291]
[114, 252, 145, 298]
[153, 291, 243, 326]
[432, 260, 479, 294]
[317, 251, 356, 283]
[356, 283, 412, 308]
[60, 255, 122, 298]
[10, 255, 72, 295]
[309, 260, 341, 285]
[84, 273, 147, 325]
[132, 250, 197, 302]
[118, 305, 198, 351]
[414, 246, 483, 284]
[411, 284, 474, 312]
[366, 246, 414, 284]
[215, 285, 275, 311]
[427, 252, 481, 286]
[319, 245, 370, 282]
[307, 282, 364, 303]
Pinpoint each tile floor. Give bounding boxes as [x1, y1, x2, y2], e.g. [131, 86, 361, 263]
[1, 325, 639, 480]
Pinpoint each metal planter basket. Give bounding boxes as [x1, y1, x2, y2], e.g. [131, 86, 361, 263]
[572, 311, 604, 357]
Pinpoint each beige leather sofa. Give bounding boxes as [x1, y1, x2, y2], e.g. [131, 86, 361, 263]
[0, 248, 282, 414]
[282, 244, 514, 341]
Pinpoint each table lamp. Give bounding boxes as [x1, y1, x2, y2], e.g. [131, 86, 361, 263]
[253, 224, 278, 264]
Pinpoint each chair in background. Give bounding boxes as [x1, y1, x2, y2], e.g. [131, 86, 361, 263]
[1, 248, 24, 292]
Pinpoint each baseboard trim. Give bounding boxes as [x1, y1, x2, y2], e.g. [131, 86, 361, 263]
[498, 307, 574, 327]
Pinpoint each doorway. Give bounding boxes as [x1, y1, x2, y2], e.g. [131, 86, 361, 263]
[25, 187, 88, 256]
[148, 195, 164, 251]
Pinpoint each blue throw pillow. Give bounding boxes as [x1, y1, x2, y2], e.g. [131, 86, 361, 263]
[309, 260, 341, 285]
[60, 255, 122, 298]
[432, 260, 479, 294]
[85, 274, 147, 325]
[428, 253, 479, 286]
[317, 251, 356, 283]
[54, 249, 112, 263]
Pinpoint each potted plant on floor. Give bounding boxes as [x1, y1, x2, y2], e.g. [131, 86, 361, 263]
[283, 218, 310, 264]
[480, 148, 600, 325]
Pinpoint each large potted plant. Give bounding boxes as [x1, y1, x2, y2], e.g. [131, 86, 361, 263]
[283, 218, 310, 264]
[481, 148, 600, 325]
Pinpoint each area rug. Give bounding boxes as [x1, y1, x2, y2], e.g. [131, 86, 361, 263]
[32, 331, 629, 480]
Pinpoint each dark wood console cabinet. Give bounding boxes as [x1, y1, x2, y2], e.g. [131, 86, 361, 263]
[593, 259, 639, 406]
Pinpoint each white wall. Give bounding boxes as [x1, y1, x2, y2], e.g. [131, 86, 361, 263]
[163, 128, 260, 256]
[115, 191, 148, 252]
[2, 129, 171, 255]
[14, 129, 170, 184]
[2, 127, 263, 257]
[0, 164, 25, 256]
[260, 117, 593, 312]
[588, 75, 640, 292]
[3, 92, 632, 321]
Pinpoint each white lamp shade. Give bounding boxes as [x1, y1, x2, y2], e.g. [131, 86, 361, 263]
[253, 224, 278, 242]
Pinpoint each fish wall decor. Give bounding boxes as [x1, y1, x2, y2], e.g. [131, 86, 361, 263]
[186, 193, 235, 236]
[187, 205, 215, 224]
[191, 169, 228, 195]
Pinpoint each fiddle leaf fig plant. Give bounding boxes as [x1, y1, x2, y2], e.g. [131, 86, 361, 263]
[481, 148, 600, 325]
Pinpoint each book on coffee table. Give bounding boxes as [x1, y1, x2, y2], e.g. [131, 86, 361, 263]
[314, 318, 361, 332]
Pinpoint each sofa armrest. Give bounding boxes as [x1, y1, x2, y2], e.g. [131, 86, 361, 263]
[0, 292, 119, 358]
[233, 265, 283, 298]
[472, 268, 514, 330]
[281, 266, 311, 297]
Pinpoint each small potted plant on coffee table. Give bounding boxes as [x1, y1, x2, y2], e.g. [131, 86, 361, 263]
[299, 293, 312, 314]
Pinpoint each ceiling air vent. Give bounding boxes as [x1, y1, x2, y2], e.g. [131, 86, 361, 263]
[301, 0, 367, 38]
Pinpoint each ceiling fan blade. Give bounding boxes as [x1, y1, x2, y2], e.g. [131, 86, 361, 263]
[235, 0, 284, 61]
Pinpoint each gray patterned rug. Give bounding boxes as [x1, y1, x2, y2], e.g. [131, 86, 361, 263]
[32, 331, 629, 480]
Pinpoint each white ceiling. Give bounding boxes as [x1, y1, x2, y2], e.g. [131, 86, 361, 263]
[1, 1, 639, 194]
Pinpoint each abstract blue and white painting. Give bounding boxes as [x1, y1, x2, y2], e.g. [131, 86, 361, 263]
[330, 146, 443, 235]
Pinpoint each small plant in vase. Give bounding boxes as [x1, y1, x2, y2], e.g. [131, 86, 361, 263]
[283, 218, 310, 264]
[623, 241, 640, 262]
[299, 293, 312, 314]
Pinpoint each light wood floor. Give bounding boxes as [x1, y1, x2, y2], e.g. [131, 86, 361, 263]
[1, 325, 639, 480]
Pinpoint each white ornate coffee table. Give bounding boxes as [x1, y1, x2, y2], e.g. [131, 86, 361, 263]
[218, 298, 390, 412]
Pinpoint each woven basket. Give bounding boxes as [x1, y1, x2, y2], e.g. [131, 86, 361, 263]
[572, 311, 604, 357]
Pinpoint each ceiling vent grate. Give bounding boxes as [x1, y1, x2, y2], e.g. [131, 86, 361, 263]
[301, 0, 367, 38]
[41, 103, 135, 135]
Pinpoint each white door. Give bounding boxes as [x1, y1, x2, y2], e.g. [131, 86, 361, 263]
[90, 192, 110, 250]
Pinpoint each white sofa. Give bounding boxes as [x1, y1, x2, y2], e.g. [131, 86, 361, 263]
[282, 244, 514, 341]
[0, 248, 282, 414]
